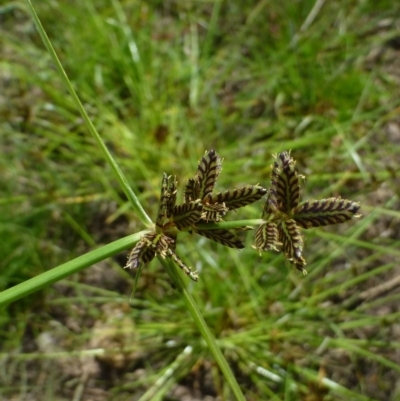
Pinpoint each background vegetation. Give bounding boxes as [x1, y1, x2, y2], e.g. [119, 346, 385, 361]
[1, 0, 400, 400]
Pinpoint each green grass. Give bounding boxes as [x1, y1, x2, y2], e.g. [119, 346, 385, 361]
[1, 0, 400, 400]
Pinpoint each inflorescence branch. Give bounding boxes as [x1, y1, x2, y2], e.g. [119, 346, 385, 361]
[126, 150, 361, 280]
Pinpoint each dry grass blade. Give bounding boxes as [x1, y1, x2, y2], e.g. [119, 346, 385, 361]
[293, 197, 361, 229]
[205, 185, 267, 210]
[195, 228, 245, 249]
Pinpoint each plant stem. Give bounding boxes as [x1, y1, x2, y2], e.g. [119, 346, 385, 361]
[0, 232, 145, 307]
[196, 219, 264, 230]
[160, 258, 247, 401]
[24, 0, 153, 228]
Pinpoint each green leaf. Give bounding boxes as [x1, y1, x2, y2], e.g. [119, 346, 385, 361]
[278, 220, 307, 273]
[23, 5, 246, 397]
[195, 228, 245, 249]
[0, 231, 146, 307]
[254, 222, 280, 252]
[172, 200, 203, 230]
[23, 0, 153, 228]
[159, 258, 246, 401]
[205, 185, 267, 211]
[293, 197, 361, 229]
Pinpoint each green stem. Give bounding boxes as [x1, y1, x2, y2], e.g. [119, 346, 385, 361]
[20, 4, 252, 398]
[24, 0, 153, 228]
[196, 219, 264, 230]
[160, 258, 247, 401]
[0, 232, 145, 307]
[0, 216, 264, 309]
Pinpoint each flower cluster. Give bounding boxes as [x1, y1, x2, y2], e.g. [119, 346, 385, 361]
[126, 150, 361, 280]
[254, 151, 361, 274]
[126, 150, 267, 281]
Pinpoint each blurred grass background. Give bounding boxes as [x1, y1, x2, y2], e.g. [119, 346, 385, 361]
[1, 0, 400, 400]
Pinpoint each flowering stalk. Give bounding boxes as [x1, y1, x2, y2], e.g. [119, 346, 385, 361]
[126, 150, 361, 280]
[126, 150, 266, 280]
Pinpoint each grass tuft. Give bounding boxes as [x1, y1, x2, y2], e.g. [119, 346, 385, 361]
[1, 0, 400, 400]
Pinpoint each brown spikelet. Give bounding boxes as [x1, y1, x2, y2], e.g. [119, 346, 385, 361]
[262, 189, 278, 220]
[141, 248, 156, 265]
[293, 197, 361, 229]
[254, 222, 280, 252]
[195, 228, 245, 249]
[166, 233, 177, 251]
[184, 177, 200, 203]
[278, 220, 307, 273]
[257, 150, 360, 274]
[196, 150, 222, 199]
[125, 232, 159, 269]
[262, 157, 282, 220]
[274, 151, 301, 213]
[201, 202, 228, 222]
[156, 173, 170, 227]
[172, 200, 203, 230]
[126, 231, 199, 280]
[292, 258, 307, 274]
[126, 240, 153, 269]
[167, 248, 199, 281]
[143, 233, 175, 258]
[205, 185, 267, 211]
[278, 220, 303, 259]
[166, 176, 178, 218]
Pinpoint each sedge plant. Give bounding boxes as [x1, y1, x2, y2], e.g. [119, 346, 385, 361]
[125, 149, 360, 281]
[0, 1, 362, 400]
